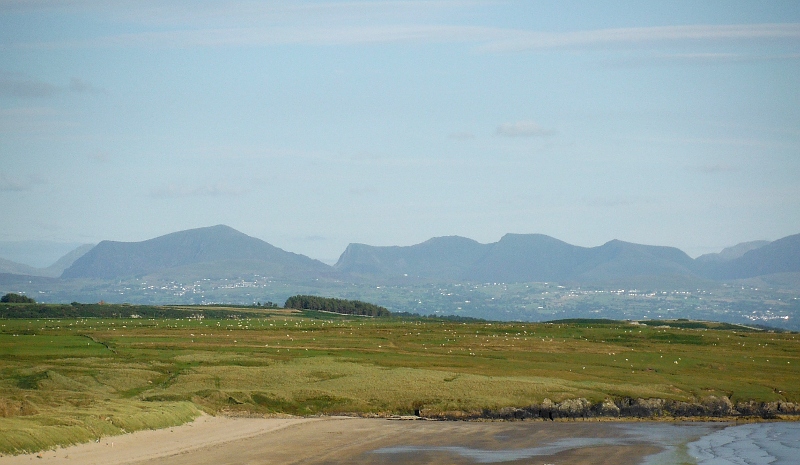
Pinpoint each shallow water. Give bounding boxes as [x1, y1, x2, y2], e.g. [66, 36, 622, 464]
[688, 422, 800, 465]
[372, 422, 800, 465]
[375, 437, 627, 463]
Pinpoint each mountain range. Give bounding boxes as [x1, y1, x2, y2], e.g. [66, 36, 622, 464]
[335, 232, 800, 286]
[2, 225, 799, 287]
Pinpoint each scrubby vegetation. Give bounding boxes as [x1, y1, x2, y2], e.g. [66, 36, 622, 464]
[0, 305, 798, 455]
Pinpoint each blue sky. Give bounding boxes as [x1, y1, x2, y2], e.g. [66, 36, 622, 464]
[1, 1, 799, 263]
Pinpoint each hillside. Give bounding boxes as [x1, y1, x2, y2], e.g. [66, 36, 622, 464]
[0, 258, 42, 277]
[337, 233, 701, 286]
[335, 233, 798, 285]
[699, 233, 800, 280]
[335, 236, 490, 280]
[61, 225, 333, 280]
[695, 240, 771, 263]
[0, 244, 93, 278]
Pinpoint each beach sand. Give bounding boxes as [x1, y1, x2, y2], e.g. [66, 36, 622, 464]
[0, 416, 702, 465]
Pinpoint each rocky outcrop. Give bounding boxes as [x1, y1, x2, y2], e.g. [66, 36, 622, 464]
[421, 396, 800, 421]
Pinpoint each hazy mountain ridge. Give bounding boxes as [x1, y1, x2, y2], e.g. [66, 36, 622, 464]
[3, 226, 798, 287]
[698, 233, 800, 280]
[696, 240, 771, 263]
[337, 233, 704, 286]
[0, 244, 94, 278]
[61, 225, 332, 280]
[0, 258, 43, 277]
[335, 236, 491, 281]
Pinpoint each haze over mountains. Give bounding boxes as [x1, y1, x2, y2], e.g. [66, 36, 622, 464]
[1, 225, 795, 288]
[336, 232, 800, 286]
[0, 244, 94, 278]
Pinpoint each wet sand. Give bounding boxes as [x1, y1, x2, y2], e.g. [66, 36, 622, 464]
[0, 416, 721, 465]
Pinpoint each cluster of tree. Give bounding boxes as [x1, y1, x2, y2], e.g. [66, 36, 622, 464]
[284, 295, 390, 317]
[1, 293, 35, 303]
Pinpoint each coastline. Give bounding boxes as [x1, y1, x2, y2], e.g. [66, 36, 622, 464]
[2, 414, 797, 465]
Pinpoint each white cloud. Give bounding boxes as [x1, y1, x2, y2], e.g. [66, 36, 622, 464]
[496, 121, 555, 138]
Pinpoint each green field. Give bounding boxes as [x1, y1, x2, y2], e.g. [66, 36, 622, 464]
[1, 305, 799, 454]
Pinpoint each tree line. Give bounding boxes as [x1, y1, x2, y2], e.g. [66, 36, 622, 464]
[284, 295, 390, 317]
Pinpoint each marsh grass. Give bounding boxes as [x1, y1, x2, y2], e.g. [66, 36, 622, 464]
[0, 312, 798, 454]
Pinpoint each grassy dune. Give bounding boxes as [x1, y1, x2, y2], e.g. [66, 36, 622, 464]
[1, 309, 799, 454]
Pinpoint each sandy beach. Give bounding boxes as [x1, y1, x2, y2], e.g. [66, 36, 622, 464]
[0, 415, 722, 465]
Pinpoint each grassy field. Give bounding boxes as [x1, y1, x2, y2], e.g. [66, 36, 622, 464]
[1, 306, 799, 454]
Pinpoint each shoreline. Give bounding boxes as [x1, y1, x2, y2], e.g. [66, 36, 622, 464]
[2, 413, 797, 465]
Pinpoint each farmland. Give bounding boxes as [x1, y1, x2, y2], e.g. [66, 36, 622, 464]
[1, 304, 799, 454]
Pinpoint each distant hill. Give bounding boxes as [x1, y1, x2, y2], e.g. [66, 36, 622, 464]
[699, 233, 800, 280]
[0, 244, 93, 278]
[568, 240, 698, 286]
[696, 240, 771, 263]
[0, 240, 87, 268]
[336, 233, 798, 285]
[336, 233, 700, 286]
[462, 234, 592, 283]
[61, 225, 333, 280]
[0, 258, 42, 277]
[335, 236, 490, 280]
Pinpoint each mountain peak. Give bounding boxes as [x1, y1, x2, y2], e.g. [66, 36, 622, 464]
[61, 225, 330, 279]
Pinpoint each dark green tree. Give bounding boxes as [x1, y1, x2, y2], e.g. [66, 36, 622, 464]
[284, 295, 389, 317]
[1, 293, 35, 303]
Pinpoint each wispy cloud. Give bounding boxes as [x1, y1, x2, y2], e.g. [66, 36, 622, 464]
[496, 121, 555, 138]
[7, 24, 504, 50]
[3, 2, 798, 52]
[0, 172, 45, 192]
[603, 52, 800, 67]
[0, 76, 60, 98]
[150, 182, 248, 198]
[0, 173, 30, 191]
[480, 23, 800, 53]
[0, 73, 105, 97]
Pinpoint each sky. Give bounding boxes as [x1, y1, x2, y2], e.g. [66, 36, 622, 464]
[1, 1, 799, 264]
